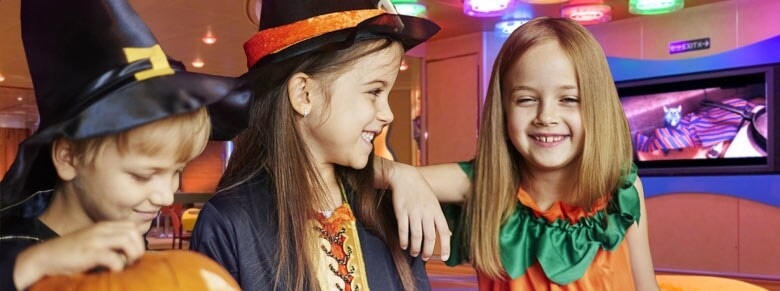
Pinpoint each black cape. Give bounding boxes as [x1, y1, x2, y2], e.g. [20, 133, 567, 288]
[190, 172, 431, 291]
[0, 191, 58, 291]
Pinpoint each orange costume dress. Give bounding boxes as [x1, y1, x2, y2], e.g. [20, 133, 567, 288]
[446, 163, 640, 290]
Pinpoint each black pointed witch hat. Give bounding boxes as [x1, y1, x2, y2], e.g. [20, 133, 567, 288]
[0, 0, 252, 213]
[243, 0, 440, 69]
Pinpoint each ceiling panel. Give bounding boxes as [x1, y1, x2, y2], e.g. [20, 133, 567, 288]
[0, 0, 733, 123]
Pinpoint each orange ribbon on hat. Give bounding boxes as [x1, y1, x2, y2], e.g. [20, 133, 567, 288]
[243, 9, 386, 68]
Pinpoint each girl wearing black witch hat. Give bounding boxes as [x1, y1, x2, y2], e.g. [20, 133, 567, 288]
[189, 1, 442, 290]
[0, 0, 249, 290]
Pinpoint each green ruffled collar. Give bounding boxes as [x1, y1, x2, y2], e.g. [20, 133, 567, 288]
[499, 165, 640, 284]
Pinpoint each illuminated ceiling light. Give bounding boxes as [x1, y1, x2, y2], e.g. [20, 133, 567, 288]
[629, 0, 684, 15]
[519, 0, 568, 3]
[561, 1, 612, 26]
[191, 58, 205, 68]
[464, 0, 514, 17]
[201, 31, 217, 45]
[494, 18, 530, 36]
[0, 74, 5, 82]
[17, 97, 23, 101]
[400, 59, 409, 71]
[394, 3, 427, 16]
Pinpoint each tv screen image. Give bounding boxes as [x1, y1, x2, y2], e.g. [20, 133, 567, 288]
[616, 65, 778, 175]
[624, 86, 765, 161]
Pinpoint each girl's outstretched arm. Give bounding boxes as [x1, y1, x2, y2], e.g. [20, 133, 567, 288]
[416, 162, 471, 203]
[626, 177, 661, 291]
[374, 158, 471, 261]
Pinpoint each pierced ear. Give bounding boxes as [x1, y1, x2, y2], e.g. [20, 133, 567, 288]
[287, 72, 313, 117]
[51, 138, 78, 181]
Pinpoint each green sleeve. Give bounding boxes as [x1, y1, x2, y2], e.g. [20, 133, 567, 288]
[443, 160, 474, 266]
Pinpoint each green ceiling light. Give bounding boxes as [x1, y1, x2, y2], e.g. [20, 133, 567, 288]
[391, 0, 427, 17]
[629, 0, 684, 15]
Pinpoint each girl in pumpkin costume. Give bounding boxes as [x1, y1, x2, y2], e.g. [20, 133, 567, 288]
[0, 0, 249, 290]
[411, 17, 660, 290]
[188, 1, 443, 290]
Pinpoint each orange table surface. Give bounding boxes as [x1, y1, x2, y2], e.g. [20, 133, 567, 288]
[657, 274, 768, 291]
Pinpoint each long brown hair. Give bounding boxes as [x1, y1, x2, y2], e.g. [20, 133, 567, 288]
[467, 17, 634, 279]
[219, 38, 416, 290]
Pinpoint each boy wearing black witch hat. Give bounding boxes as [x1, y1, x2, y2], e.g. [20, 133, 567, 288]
[0, 0, 249, 290]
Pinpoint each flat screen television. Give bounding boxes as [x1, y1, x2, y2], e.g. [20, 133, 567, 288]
[616, 64, 780, 176]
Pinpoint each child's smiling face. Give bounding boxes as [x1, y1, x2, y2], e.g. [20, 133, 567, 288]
[300, 42, 403, 170]
[52, 111, 209, 235]
[58, 139, 189, 234]
[503, 40, 584, 174]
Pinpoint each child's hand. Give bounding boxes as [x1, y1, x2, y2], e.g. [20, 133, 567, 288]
[13, 220, 145, 290]
[389, 163, 451, 262]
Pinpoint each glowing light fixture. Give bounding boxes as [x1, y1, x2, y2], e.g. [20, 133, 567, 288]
[561, 1, 612, 26]
[520, 0, 567, 3]
[495, 3, 533, 35]
[400, 59, 409, 71]
[396, 3, 426, 16]
[629, 0, 684, 15]
[201, 31, 217, 45]
[191, 58, 205, 68]
[391, 0, 427, 17]
[0, 74, 5, 82]
[494, 19, 530, 36]
[464, 0, 514, 17]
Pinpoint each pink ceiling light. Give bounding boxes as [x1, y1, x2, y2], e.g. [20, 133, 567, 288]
[520, 0, 568, 3]
[463, 0, 514, 17]
[561, 0, 612, 26]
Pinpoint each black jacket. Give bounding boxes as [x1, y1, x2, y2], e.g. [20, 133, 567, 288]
[0, 191, 58, 291]
[190, 172, 431, 291]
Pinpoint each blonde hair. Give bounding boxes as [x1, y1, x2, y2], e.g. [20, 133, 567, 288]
[467, 17, 634, 279]
[68, 107, 211, 165]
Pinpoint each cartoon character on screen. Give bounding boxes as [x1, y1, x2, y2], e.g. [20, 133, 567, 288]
[632, 104, 695, 156]
[654, 104, 694, 154]
[663, 105, 682, 129]
[0, 0, 250, 290]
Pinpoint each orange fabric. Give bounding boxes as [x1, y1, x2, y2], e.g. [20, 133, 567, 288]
[314, 204, 369, 291]
[478, 240, 635, 291]
[243, 9, 385, 68]
[314, 203, 356, 234]
[0, 128, 28, 177]
[516, 187, 608, 224]
[478, 187, 635, 290]
[656, 275, 768, 291]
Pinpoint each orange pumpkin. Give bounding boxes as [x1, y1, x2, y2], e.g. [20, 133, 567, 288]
[30, 250, 240, 291]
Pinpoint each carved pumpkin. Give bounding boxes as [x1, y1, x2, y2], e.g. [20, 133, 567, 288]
[30, 250, 240, 291]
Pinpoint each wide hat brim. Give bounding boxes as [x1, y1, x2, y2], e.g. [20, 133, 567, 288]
[245, 13, 440, 70]
[0, 69, 251, 215]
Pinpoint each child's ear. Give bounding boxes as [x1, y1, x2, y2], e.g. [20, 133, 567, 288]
[51, 138, 78, 181]
[287, 72, 313, 117]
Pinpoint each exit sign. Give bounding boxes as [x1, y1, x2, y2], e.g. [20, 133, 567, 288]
[669, 38, 711, 54]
